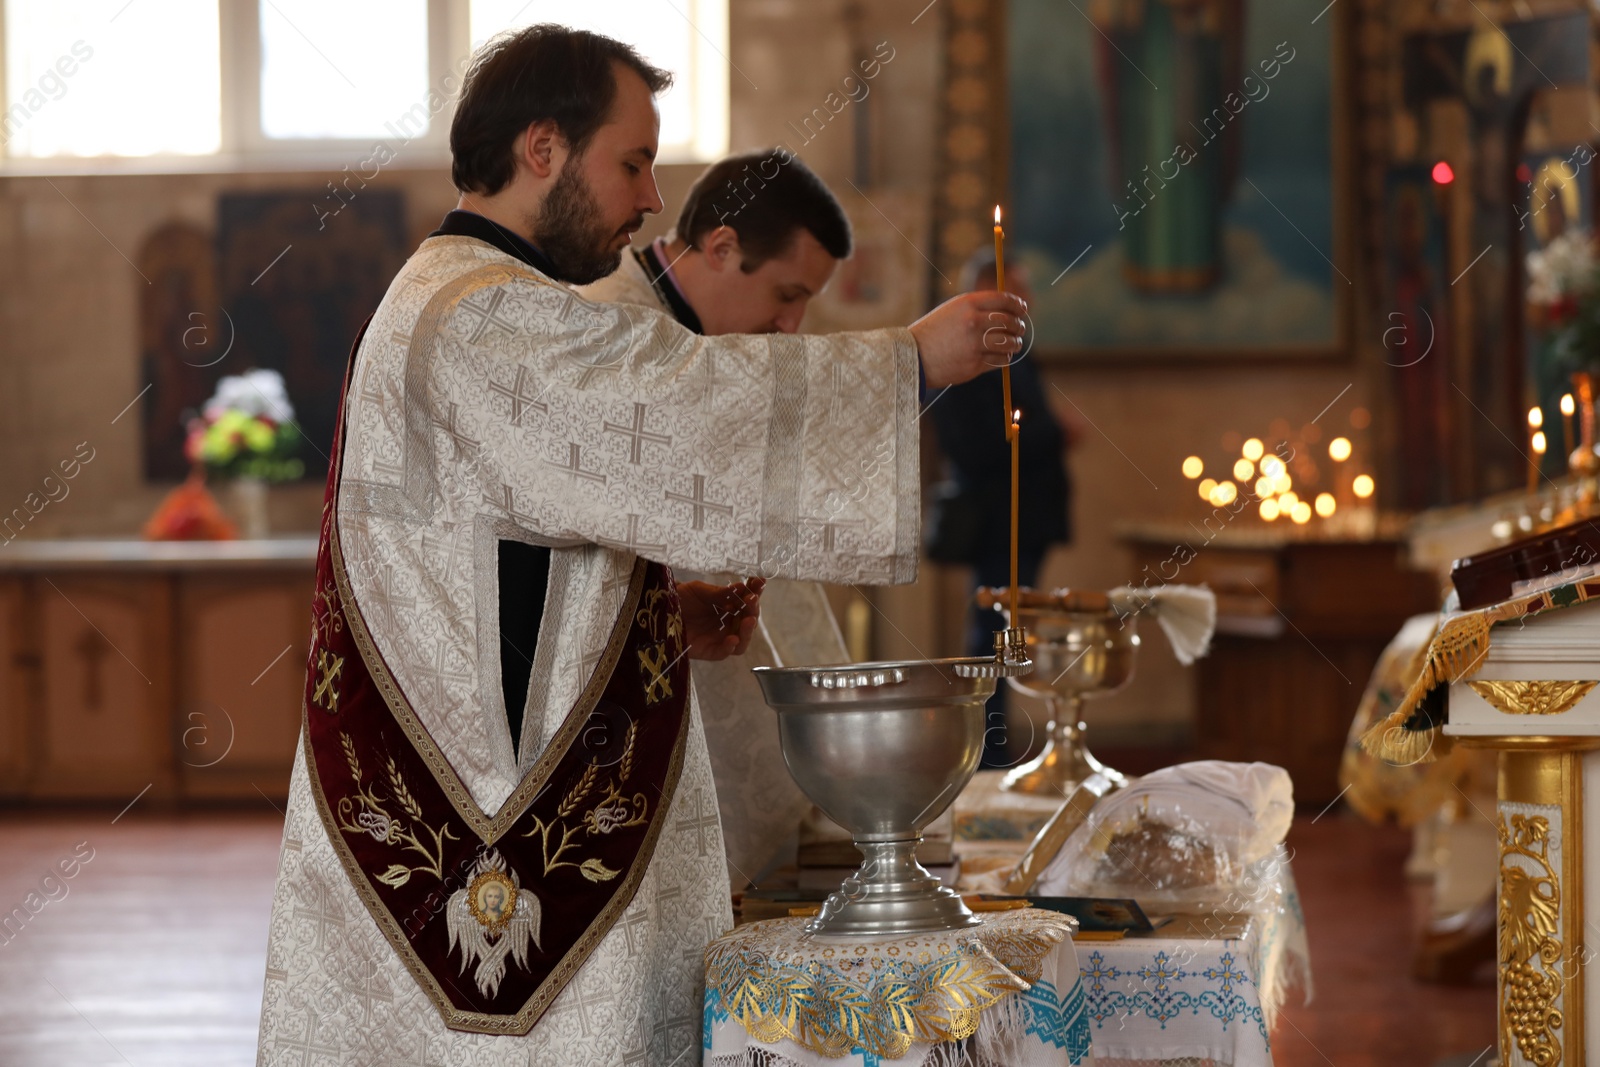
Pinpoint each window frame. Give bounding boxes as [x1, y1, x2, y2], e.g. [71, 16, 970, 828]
[0, 0, 725, 175]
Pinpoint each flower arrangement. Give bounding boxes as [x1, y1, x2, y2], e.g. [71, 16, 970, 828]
[1526, 230, 1600, 372]
[185, 369, 305, 482]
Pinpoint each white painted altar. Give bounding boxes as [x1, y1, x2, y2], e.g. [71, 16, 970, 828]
[1443, 594, 1600, 1066]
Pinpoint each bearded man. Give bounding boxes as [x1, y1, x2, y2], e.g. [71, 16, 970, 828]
[256, 25, 1025, 1066]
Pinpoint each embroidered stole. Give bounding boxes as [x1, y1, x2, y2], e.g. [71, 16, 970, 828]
[301, 321, 693, 1035]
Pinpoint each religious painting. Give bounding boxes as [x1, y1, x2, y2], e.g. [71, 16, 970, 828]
[1380, 165, 1453, 511]
[140, 191, 410, 481]
[1004, 0, 1345, 356]
[214, 190, 410, 481]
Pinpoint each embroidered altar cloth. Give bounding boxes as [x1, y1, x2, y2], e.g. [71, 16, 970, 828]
[1078, 862, 1311, 1067]
[701, 907, 1091, 1066]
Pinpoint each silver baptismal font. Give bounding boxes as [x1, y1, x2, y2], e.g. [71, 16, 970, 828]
[753, 637, 1030, 936]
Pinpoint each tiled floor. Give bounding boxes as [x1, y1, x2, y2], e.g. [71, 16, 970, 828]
[0, 807, 1494, 1065]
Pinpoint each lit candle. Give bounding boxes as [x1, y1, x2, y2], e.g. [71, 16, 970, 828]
[1531, 430, 1547, 494]
[1010, 408, 1021, 623]
[1528, 406, 1544, 493]
[994, 205, 1020, 625]
[1562, 393, 1576, 461]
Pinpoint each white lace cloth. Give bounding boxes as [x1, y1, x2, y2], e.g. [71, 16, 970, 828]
[701, 909, 1091, 1066]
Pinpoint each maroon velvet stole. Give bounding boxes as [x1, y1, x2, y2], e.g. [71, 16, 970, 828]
[301, 323, 692, 1035]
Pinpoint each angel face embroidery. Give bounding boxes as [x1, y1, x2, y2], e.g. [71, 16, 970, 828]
[446, 849, 542, 998]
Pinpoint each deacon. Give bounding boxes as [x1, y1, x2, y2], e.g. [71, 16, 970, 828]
[576, 148, 856, 888]
[255, 24, 1025, 1067]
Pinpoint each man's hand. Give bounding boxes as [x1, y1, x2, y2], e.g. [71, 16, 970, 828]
[909, 291, 1029, 389]
[679, 576, 766, 661]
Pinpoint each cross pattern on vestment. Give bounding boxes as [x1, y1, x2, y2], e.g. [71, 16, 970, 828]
[543, 443, 606, 485]
[393, 1034, 446, 1067]
[800, 514, 867, 553]
[458, 288, 520, 344]
[674, 786, 719, 858]
[603, 402, 673, 464]
[488, 364, 548, 426]
[276, 1007, 340, 1065]
[291, 881, 347, 952]
[649, 1013, 700, 1059]
[415, 641, 471, 710]
[617, 899, 653, 955]
[397, 270, 438, 296]
[561, 974, 618, 1038]
[364, 564, 418, 632]
[645, 315, 692, 365]
[685, 352, 735, 403]
[341, 956, 394, 1028]
[665, 473, 734, 531]
[371, 448, 405, 483]
[599, 513, 667, 557]
[576, 358, 621, 390]
[495, 483, 543, 530]
[431, 401, 480, 462]
[678, 915, 725, 974]
[420, 529, 470, 584]
[312, 649, 344, 713]
[853, 560, 897, 585]
[357, 356, 391, 407]
[828, 360, 849, 425]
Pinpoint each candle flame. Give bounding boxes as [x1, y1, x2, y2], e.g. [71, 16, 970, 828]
[1528, 406, 1544, 429]
[1562, 393, 1576, 416]
[1533, 431, 1547, 455]
[994, 205, 1002, 225]
[1012, 408, 1021, 423]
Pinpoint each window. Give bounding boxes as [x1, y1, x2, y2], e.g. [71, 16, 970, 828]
[3, 0, 221, 158]
[0, 0, 728, 170]
[470, 0, 728, 163]
[259, 0, 430, 140]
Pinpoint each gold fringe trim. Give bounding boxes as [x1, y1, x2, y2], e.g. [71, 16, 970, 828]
[1360, 614, 1489, 763]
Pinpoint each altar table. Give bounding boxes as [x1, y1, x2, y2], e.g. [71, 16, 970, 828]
[701, 907, 1091, 1066]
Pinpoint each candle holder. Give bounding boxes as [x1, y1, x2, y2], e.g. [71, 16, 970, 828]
[978, 588, 1139, 796]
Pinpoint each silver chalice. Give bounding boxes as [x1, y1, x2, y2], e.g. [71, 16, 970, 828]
[978, 588, 1139, 795]
[753, 653, 1030, 936]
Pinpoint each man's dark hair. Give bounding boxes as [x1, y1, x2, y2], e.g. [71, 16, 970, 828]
[451, 25, 672, 196]
[676, 149, 853, 271]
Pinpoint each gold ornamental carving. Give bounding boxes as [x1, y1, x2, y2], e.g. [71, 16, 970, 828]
[1498, 812, 1564, 1066]
[1470, 680, 1597, 717]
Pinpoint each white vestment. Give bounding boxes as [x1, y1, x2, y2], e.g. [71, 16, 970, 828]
[576, 250, 848, 885]
[256, 232, 920, 1065]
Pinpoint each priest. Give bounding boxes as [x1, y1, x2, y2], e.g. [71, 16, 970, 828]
[576, 148, 855, 891]
[255, 24, 1026, 1067]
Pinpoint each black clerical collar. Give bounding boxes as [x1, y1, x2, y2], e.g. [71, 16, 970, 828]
[635, 242, 704, 335]
[431, 210, 561, 279]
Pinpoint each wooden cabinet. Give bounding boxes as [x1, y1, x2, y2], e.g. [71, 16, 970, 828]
[1122, 528, 1441, 806]
[0, 539, 315, 805]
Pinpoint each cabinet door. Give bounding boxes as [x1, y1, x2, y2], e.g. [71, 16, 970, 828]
[33, 576, 175, 800]
[177, 573, 312, 801]
[0, 579, 30, 799]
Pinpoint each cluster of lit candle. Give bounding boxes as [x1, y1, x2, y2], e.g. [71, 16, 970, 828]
[1181, 435, 1375, 525]
[1526, 392, 1577, 492]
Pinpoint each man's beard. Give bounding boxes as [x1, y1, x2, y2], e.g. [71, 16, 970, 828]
[530, 164, 638, 285]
